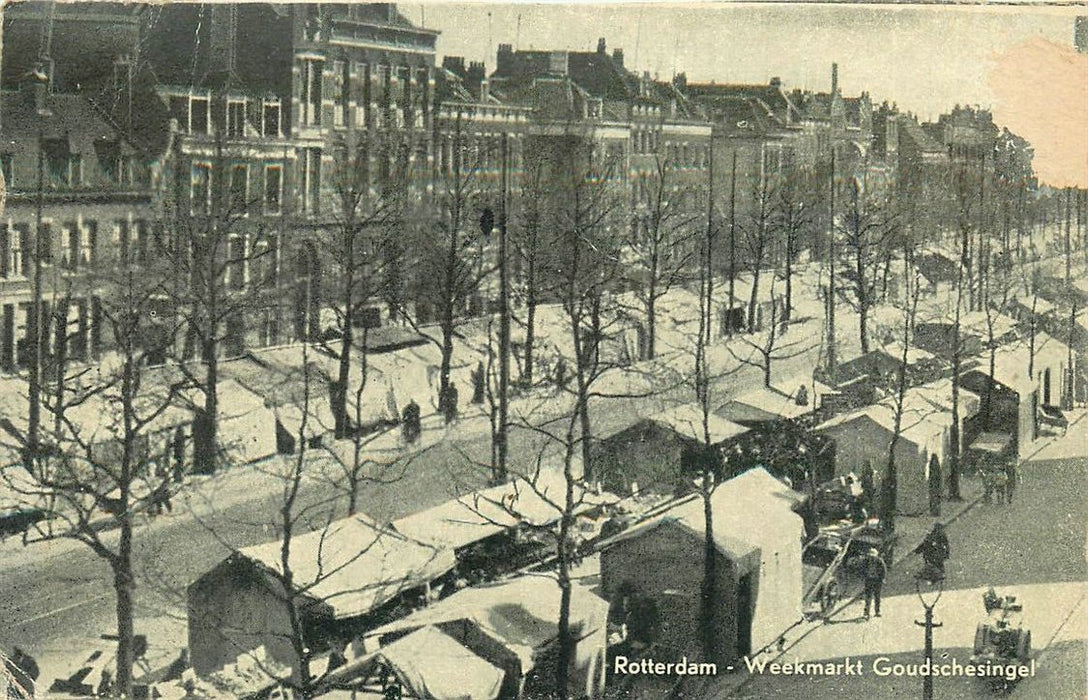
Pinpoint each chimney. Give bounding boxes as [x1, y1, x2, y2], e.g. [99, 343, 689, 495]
[770, 76, 782, 89]
[480, 79, 490, 102]
[831, 62, 839, 96]
[672, 72, 687, 91]
[597, 37, 607, 54]
[442, 56, 466, 76]
[612, 48, 624, 68]
[497, 43, 514, 73]
[467, 61, 486, 86]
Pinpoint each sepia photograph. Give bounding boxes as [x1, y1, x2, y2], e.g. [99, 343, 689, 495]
[0, 1, 1085, 698]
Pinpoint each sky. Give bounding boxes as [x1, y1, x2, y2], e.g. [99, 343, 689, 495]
[414, 2, 1088, 187]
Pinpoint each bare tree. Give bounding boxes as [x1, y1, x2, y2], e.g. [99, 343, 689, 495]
[624, 153, 702, 359]
[739, 167, 778, 333]
[839, 173, 899, 355]
[2, 249, 185, 697]
[774, 155, 818, 324]
[158, 136, 279, 474]
[728, 277, 811, 388]
[322, 133, 403, 438]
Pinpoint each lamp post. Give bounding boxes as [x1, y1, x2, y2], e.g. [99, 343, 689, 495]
[914, 575, 945, 700]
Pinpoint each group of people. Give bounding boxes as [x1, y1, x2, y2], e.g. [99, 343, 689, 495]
[858, 522, 951, 620]
[982, 461, 1020, 505]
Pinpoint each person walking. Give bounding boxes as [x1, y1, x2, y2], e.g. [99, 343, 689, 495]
[402, 400, 421, 445]
[861, 547, 888, 619]
[916, 521, 951, 581]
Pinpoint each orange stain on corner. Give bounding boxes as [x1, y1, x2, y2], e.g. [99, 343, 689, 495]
[990, 37, 1088, 189]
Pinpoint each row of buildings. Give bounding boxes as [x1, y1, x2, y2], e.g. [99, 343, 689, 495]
[0, 2, 1033, 376]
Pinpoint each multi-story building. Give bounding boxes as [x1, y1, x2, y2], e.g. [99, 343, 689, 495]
[0, 2, 159, 373]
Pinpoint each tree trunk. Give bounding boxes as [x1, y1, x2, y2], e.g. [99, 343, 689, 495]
[700, 485, 717, 661]
[553, 451, 575, 700]
[748, 266, 761, 333]
[523, 260, 537, 386]
[112, 552, 136, 699]
[335, 258, 354, 439]
[645, 279, 657, 361]
[784, 231, 793, 324]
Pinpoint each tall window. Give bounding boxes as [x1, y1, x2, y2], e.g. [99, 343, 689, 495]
[10, 225, 25, 277]
[227, 234, 245, 290]
[63, 223, 79, 269]
[332, 60, 347, 127]
[301, 148, 321, 215]
[43, 140, 70, 185]
[230, 164, 248, 214]
[264, 164, 282, 215]
[227, 100, 246, 137]
[70, 155, 83, 186]
[0, 154, 12, 190]
[191, 96, 210, 134]
[263, 99, 281, 138]
[191, 163, 212, 214]
[169, 95, 189, 132]
[301, 59, 324, 126]
[82, 221, 97, 266]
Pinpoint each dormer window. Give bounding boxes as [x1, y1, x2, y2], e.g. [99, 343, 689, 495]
[227, 99, 246, 138]
[43, 139, 71, 186]
[263, 99, 282, 138]
[191, 96, 210, 134]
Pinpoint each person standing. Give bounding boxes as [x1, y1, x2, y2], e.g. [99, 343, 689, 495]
[1004, 460, 1019, 505]
[861, 547, 888, 619]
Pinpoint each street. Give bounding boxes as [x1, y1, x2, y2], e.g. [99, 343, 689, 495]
[708, 440, 1088, 699]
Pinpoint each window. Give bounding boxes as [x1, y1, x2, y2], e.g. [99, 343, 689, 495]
[169, 95, 189, 132]
[43, 140, 70, 185]
[263, 99, 281, 138]
[301, 148, 321, 215]
[227, 234, 245, 290]
[1, 154, 13, 190]
[0, 226, 8, 278]
[300, 59, 323, 126]
[227, 100, 246, 138]
[115, 219, 130, 259]
[400, 66, 412, 126]
[190, 96, 210, 134]
[264, 164, 282, 215]
[191, 163, 212, 214]
[10, 225, 26, 277]
[70, 155, 83, 186]
[63, 223, 79, 269]
[230, 164, 248, 214]
[82, 221, 96, 266]
[332, 60, 347, 127]
[359, 63, 371, 127]
[39, 222, 52, 264]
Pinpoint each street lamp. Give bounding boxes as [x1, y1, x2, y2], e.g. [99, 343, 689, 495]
[914, 574, 945, 700]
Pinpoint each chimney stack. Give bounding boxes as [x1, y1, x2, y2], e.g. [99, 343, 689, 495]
[831, 62, 839, 96]
[770, 76, 782, 89]
[612, 48, 624, 68]
[597, 37, 607, 54]
[442, 56, 466, 76]
[497, 43, 513, 73]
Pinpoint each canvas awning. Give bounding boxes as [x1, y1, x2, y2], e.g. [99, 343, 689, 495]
[238, 514, 455, 620]
[717, 379, 832, 423]
[324, 626, 504, 700]
[650, 404, 750, 444]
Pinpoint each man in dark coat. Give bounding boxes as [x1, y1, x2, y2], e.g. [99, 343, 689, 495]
[860, 547, 888, 619]
[1004, 461, 1019, 505]
[916, 521, 950, 580]
[402, 400, 421, 444]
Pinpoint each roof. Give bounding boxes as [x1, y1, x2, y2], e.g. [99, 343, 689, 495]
[717, 379, 832, 423]
[603, 467, 803, 576]
[365, 574, 609, 670]
[814, 381, 971, 455]
[391, 470, 615, 550]
[969, 432, 1015, 454]
[649, 404, 750, 444]
[899, 117, 946, 154]
[220, 349, 336, 436]
[0, 92, 134, 158]
[237, 514, 456, 620]
[325, 625, 504, 699]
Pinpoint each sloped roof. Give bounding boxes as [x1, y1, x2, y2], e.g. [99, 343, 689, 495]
[391, 470, 616, 550]
[718, 379, 832, 423]
[1, 92, 136, 157]
[324, 625, 504, 699]
[602, 467, 803, 575]
[238, 514, 455, 620]
[365, 574, 609, 672]
[899, 117, 945, 154]
[650, 404, 750, 444]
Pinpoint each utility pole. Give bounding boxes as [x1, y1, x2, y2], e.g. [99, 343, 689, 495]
[914, 579, 945, 700]
[495, 133, 510, 484]
[728, 150, 736, 336]
[827, 148, 837, 377]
